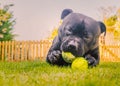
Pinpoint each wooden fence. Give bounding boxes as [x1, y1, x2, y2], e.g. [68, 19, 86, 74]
[100, 44, 120, 62]
[0, 40, 52, 61]
[0, 39, 120, 62]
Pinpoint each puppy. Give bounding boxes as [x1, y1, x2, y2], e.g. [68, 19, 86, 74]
[46, 9, 106, 67]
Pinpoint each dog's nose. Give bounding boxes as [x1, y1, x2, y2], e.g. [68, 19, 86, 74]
[68, 41, 76, 49]
[68, 44, 76, 50]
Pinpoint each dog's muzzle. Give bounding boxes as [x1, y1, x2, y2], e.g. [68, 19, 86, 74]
[61, 38, 84, 57]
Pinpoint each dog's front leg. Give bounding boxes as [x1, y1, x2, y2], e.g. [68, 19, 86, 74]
[46, 36, 68, 66]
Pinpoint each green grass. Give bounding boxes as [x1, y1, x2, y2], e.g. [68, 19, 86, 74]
[0, 61, 120, 86]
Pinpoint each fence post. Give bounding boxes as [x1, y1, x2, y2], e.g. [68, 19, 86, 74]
[1, 41, 5, 61]
[0, 42, 1, 60]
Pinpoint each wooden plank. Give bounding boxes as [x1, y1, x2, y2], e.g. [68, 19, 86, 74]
[40, 40, 42, 60]
[0, 42, 1, 60]
[5, 41, 8, 61]
[36, 41, 38, 60]
[21, 41, 24, 61]
[12, 41, 15, 61]
[17, 41, 20, 61]
[1, 41, 5, 61]
[7, 41, 11, 61]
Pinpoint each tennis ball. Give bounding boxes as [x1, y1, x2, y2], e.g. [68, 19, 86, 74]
[71, 57, 88, 70]
[62, 52, 76, 63]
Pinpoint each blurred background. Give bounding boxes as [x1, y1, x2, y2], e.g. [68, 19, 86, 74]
[0, 0, 120, 40]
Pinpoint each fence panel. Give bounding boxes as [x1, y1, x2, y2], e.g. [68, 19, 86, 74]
[0, 40, 52, 61]
[100, 44, 120, 62]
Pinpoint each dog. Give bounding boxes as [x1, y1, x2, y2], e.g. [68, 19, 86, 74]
[46, 9, 106, 67]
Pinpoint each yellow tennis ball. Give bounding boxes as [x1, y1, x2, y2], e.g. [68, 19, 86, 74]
[71, 57, 88, 70]
[62, 52, 76, 63]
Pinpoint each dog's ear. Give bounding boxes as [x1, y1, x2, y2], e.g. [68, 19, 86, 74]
[98, 21, 106, 36]
[61, 9, 73, 19]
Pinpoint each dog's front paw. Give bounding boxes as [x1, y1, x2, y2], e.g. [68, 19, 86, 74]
[85, 55, 97, 67]
[47, 50, 62, 64]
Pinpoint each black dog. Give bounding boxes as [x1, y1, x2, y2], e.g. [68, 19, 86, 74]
[46, 9, 106, 67]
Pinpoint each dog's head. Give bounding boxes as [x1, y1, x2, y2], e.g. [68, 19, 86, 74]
[58, 13, 106, 57]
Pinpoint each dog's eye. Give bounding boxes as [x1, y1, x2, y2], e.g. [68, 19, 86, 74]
[65, 31, 72, 36]
[83, 31, 88, 37]
[66, 33, 71, 36]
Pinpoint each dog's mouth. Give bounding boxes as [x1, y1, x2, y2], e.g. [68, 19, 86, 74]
[62, 48, 78, 56]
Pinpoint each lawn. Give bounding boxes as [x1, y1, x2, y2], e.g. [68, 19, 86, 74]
[0, 61, 120, 86]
